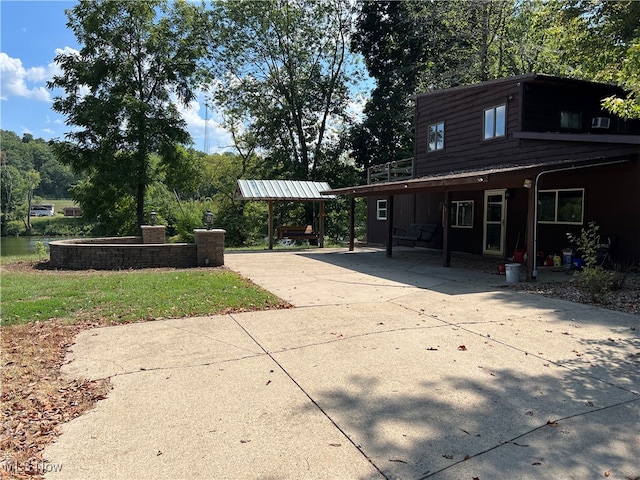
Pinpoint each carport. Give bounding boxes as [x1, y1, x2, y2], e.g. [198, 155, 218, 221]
[234, 179, 336, 249]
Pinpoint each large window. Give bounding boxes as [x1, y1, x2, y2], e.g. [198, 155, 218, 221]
[376, 199, 387, 220]
[428, 122, 445, 151]
[483, 104, 506, 140]
[451, 200, 474, 228]
[538, 189, 584, 224]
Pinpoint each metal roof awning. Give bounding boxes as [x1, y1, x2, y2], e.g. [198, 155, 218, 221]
[234, 180, 336, 250]
[235, 179, 336, 201]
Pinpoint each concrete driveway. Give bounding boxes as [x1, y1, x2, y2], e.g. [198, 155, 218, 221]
[45, 247, 639, 480]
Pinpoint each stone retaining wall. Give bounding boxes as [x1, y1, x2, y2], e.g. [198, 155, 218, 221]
[49, 228, 226, 270]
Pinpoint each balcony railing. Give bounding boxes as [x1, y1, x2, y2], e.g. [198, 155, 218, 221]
[367, 158, 414, 184]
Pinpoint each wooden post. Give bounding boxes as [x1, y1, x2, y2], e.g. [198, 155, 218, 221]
[319, 200, 325, 248]
[526, 183, 536, 281]
[268, 200, 274, 250]
[386, 195, 394, 258]
[442, 190, 451, 267]
[349, 195, 355, 252]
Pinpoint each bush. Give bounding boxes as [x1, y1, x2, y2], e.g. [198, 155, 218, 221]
[567, 222, 626, 304]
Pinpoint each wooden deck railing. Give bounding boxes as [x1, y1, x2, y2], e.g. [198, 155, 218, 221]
[367, 158, 414, 184]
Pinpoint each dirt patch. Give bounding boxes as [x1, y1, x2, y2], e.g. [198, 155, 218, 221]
[1, 320, 112, 479]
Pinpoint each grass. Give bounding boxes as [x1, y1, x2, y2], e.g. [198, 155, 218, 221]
[2, 266, 286, 326]
[0, 256, 289, 479]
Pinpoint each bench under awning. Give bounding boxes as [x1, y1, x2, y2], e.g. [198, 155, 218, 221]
[234, 180, 336, 249]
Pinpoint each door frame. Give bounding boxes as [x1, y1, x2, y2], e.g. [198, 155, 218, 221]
[483, 189, 507, 256]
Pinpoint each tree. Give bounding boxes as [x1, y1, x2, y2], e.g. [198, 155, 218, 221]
[48, 0, 208, 232]
[350, 0, 517, 170]
[205, 0, 357, 182]
[0, 165, 26, 235]
[24, 170, 41, 235]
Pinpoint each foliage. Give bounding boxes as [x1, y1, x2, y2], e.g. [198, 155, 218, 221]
[34, 241, 48, 260]
[205, 0, 358, 182]
[567, 221, 626, 304]
[173, 200, 211, 243]
[48, 0, 209, 231]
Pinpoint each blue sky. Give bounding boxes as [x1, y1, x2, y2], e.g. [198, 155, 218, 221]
[0, 0, 230, 152]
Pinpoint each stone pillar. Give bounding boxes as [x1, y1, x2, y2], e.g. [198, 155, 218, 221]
[141, 225, 166, 244]
[194, 229, 226, 267]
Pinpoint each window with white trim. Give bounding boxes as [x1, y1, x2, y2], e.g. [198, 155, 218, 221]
[428, 122, 444, 151]
[376, 199, 387, 220]
[537, 189, 584, 224]
[483, 104, 506, 140]
[450, 200, 474, 228]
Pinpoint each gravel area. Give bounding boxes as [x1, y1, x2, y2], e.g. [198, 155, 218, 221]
[511, 271, 640, 316]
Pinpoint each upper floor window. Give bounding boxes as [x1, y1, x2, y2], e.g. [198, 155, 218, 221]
[560, 110, 582, 130]
[483, 104, 506, 140]
[428, 122, 445, 151]
[376, 199, 387, 220]
[538, 189, 584, 224]
[451, 200, 474, 228]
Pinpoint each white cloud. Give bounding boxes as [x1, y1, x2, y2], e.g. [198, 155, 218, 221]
[0, 52, 52, 102]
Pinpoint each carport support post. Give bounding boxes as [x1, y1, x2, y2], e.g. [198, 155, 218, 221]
[442, 190, 451, 267]
[348, 195, 355, 252]
[526, 183, 536, 281]
[268, 200, 274, 250]
[319, 200, 325, 248]
[386, 195, 394, 257]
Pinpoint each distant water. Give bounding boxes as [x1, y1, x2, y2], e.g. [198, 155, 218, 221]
[0, 237, 67, 257]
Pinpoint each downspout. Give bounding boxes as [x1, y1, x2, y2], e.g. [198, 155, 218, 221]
[531, 159, 628, 279]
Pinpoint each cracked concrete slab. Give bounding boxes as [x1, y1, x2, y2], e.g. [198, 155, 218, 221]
[45, 247, 639, 480]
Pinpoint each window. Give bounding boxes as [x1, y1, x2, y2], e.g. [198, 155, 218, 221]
[560, 110, 582, 129]
[538, 189, 584, 224]
[450, 200, 474, 228]
[483, 104, 506, 140]
[428, 122, 444, 151]
[376, 199, 387, 220]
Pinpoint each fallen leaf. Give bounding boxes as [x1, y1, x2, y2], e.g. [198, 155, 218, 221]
[426, 347, 438, 351]
[442, 454, 453, 459]
[464, 454, 470, 461]
[328, 443, 341, 447]
[604, 471, 611, 477]
[546, 420, 559, 427]
[240, 439, 251, 444]
[458, 345, 467, 351]
[532, 462, 542, 466]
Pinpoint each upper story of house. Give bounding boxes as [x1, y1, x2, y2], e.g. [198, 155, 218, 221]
[368, 74, 640, 183]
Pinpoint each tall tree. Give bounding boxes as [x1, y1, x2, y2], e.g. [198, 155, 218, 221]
[205, 0, 357, 181]
[350, 0, 515, 170]
[48, 0, 208, 231]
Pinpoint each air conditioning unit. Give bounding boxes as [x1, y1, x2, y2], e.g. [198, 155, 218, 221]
[591, 117, 610, 129]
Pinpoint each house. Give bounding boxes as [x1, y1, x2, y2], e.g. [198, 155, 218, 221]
[63, 206, 83, 217]
[327, 73, 640, 279]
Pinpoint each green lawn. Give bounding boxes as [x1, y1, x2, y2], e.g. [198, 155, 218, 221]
[1, 262, 287, 326]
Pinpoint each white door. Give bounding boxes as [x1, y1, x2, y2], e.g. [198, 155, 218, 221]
[483, 189, 506, 256]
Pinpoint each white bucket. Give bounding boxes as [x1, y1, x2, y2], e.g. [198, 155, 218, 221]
[505, 263, 521, 283]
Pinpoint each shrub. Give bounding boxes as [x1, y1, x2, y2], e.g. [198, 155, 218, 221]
[567, 222, 625, 304]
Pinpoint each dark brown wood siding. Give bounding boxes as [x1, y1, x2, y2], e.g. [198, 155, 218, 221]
[414, 77, 640, 178]
[536, 161, 640, 263]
